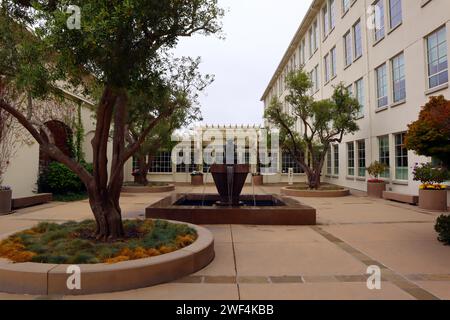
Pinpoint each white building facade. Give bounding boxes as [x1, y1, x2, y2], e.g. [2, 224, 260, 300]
[261, 0, 450, 196]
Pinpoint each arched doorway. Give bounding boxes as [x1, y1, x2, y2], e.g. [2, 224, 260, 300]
[39, 120, 74, 171]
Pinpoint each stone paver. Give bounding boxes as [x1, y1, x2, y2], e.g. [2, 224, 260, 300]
[0, 184, 449, 300]
[239, 283, 414, 300]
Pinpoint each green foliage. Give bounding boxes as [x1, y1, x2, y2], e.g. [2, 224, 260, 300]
[264, 69, 360, 188]
[435, 215, 450, 245]
[413, 163, 449, 187]
[38, 162, 93, 195]
[0, 220, 198, 264]
[366, 161, 389, 180]
[406, 96, 450, 168]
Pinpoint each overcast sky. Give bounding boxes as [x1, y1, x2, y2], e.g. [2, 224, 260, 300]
[173, 0, 313, 127]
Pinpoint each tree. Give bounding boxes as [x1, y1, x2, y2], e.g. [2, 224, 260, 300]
[0, 0, 223, 240]
[128, 57, 209, 186]
[264, 69, 360, 189]
[405, 95, 450, 168]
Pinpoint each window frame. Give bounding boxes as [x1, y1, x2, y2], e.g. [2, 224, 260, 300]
[426, 26, 448, 89]
[394, 132, 408, 181]
[391, 52, 406, 103]
[378, 135, 390, 179]
[357, 140, 366, 177]
[376, 63, 388, 108]
[347, 142, 355, 177]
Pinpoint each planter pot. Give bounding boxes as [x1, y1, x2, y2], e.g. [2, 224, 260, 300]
[191, 175, 204, 186]
[0, 190, 12, 215]
[419, 189, 448, 211]
[367, 182, 386, 198]
[252, 175, 263, 186]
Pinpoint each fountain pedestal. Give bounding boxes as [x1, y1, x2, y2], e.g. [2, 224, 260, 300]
[210, 164, 250, 206]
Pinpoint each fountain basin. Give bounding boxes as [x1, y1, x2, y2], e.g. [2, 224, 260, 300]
[146, 194, 316, 225]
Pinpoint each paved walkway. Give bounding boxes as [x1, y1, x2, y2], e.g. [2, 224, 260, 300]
[0, 185, 449, 300]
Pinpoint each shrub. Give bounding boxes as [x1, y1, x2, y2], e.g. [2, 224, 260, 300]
[38, 162, 93, 195]
[435, 215, 450, 245]
[413, 163, 449, 190]
[366, 161, 389, 182]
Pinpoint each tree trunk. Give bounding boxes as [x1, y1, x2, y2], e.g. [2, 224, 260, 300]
[135, 155, 149, 186]
[88, 188, 124, 241]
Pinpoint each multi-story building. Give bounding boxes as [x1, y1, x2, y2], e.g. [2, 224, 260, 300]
[261, 0, 450, 197]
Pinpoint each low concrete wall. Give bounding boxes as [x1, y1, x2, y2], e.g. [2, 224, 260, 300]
[121, 184, 175, 194]
[0, 222, 214, 296]
[281, 187, 350, 198]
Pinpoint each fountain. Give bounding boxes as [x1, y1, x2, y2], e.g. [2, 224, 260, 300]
[146, 164, 316, 225]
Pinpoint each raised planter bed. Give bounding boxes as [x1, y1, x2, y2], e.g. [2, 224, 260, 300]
[0, 189, 12, 215]
[0, 222, 214, 296]
[281, 186, 350, 198]
[122, 184, 175, 194]
[12, 193, 53, 210]
[419, 189, 448, 212]
[367, 182, 386, 199]
[191, 175, 204, 186]
[252, 175, 263, 186]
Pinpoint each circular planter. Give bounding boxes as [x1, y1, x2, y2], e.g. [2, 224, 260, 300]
[0, 190, 12, 216]
[0, 222, 214, 296]
[367, 182, 386, 199]
[252, 175, 263, 186]
[419, 189, 448, 212]
[191, 175, 204, 186]
[281, 187, 350, 198]
[122, 184, 175, 194]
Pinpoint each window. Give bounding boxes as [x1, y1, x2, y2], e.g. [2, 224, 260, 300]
[342, 0, 351, 14]
[357, 140, 366, 177]
[176, 151, 196, 173]
[309, 28, 313, 58]
[374, 0, 385, 42]
[376, 63, 388, 108]
[347, 142, 355, 176]
[355, 78, 364, 117]
[346, 84, 353, 97]
[299, 40, 305, 65]
[330, 0, 336, 29]
[378, 136, 390, 178]
[391, 53, 406, 102]
[334, 145, 339, 175]
[389, 0, 402, 29]
[353, 20, 362, 59]
[331, 47, 337, 77]
[150, 151, 172, 173]
[314, 65, 320, 91]
[344, 31, 352, 67]
[324, 53, 331, 83]
[323, 5, 329, 38]
[282, 152, 303, 174]
[395, 133, 408, 180]
[426, 26, 448, 89]
[327, 147, 332, 175]
[309, 70, 315, 94]
[313, 20, 319, 52]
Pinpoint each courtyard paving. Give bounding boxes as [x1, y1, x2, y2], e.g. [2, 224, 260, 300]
[0, 184, 449, 300]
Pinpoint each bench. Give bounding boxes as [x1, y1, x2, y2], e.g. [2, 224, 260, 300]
[12, 193, 53, 210]
[383, 191, 419, 205]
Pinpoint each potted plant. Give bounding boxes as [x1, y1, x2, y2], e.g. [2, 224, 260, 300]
[0, 185, 12, 215]
[413, 163, 448, 211]
[252, 172, 263, 186]
[190, 171, 204, 186]
[366, 161, 389, 198]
